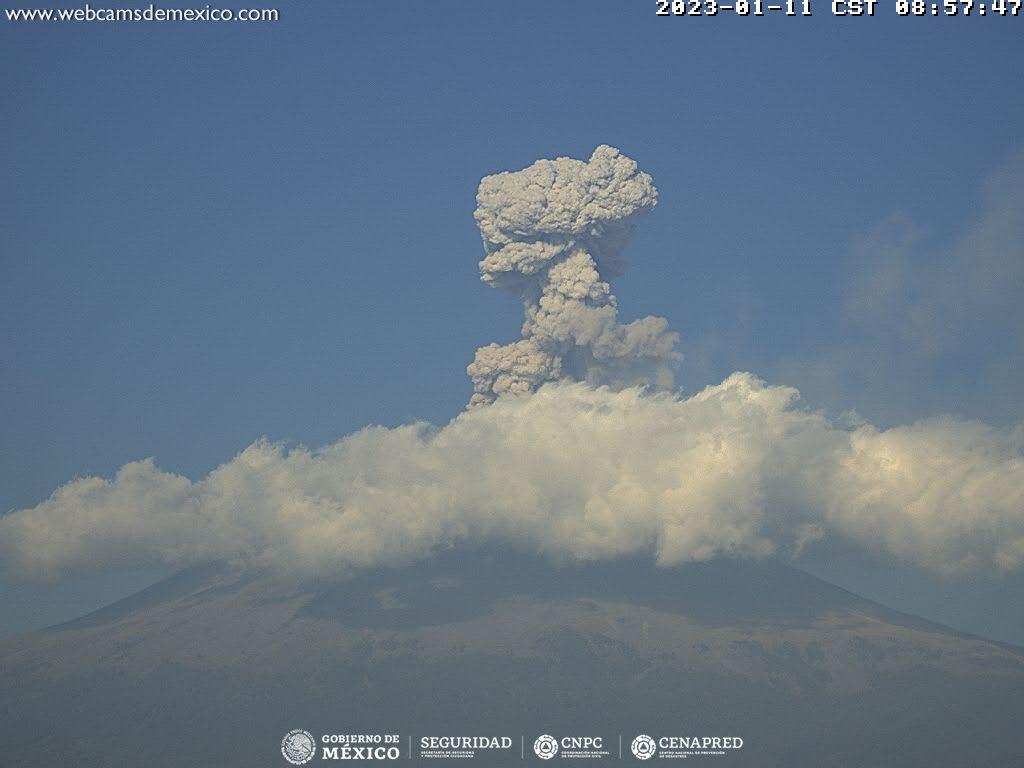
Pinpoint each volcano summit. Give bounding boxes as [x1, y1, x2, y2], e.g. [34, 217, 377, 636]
[1, 552, 1022, 766]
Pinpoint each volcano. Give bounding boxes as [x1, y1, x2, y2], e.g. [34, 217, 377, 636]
[2, 551, 1022, 767]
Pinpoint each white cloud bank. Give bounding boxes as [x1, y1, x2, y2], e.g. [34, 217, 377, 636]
[2, 146, 1022, 583]
[1, 375, 1022, 582]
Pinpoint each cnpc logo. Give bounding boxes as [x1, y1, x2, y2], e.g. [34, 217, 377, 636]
[533, 734, 605, 759]
[533, 735, 559, 760]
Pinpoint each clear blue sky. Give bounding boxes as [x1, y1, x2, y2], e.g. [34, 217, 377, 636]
[2, 1, 1022, 639]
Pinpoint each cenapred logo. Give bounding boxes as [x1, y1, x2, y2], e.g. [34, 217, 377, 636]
[281, 729, 317, 765]
[533, 734, 559, 760]
[631, 734, 657, 760]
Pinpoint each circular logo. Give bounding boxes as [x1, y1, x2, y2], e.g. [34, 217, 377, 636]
[631, 734, 657, 760]
[534, 734, 559, 760]
[281, 729, 316, 765]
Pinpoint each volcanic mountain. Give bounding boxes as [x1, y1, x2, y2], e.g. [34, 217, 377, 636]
[2, 551, 1022, 767]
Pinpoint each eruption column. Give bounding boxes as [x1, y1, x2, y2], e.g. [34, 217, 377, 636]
[467, 145, 681, 408]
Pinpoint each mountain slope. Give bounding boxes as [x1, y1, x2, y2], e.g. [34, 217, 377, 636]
[2, 551, 1022, 767]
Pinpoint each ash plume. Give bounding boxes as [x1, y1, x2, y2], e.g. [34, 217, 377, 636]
[1, 146, 1023, 584]
[467, 145, 680, 408]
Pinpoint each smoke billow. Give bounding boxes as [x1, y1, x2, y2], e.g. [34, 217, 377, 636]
[1, 146, 1023, 583]
[467, 145, 679, 408]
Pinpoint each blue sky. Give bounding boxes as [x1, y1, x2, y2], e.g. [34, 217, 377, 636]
[2, 1, 1022, 639]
